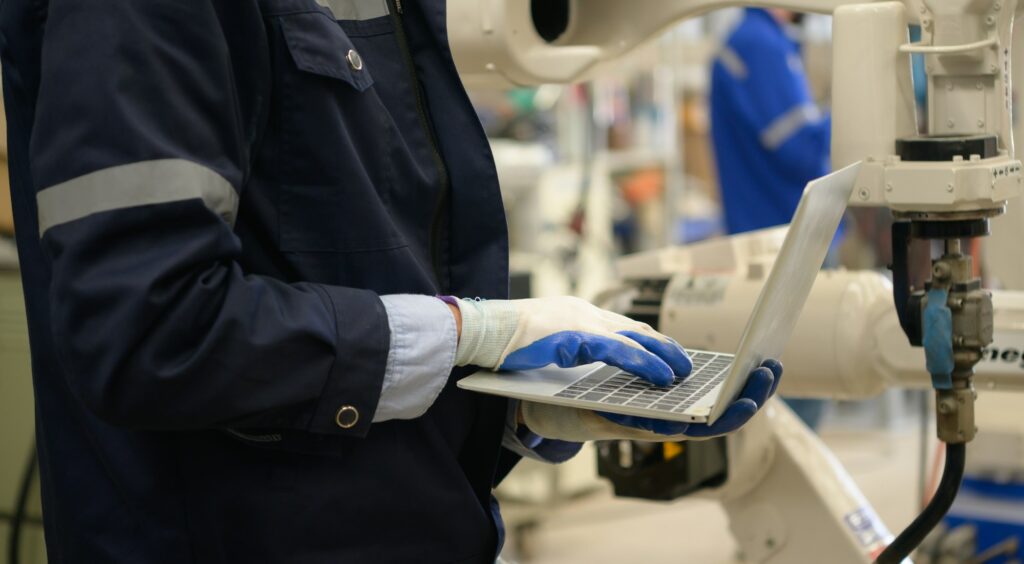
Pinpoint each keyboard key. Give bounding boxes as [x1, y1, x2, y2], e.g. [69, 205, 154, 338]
[577, 376, 606, 384]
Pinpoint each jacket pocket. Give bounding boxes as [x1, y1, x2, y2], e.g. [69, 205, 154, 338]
[268, 6, 405, 254]
[278, 9, 374, 91]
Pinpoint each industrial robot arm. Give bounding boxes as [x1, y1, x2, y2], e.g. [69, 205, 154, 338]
[614, 234, 1024, 400]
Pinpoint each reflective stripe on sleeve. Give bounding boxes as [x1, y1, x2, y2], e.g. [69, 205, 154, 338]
[37, 159, 238, 236]
[759, 103, 823, 150]
[316, 0, 390, 20]
[717, 47, 748, 80]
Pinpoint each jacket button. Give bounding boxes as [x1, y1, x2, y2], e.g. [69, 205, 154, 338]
[346, 49, 364, 71]
[335, 405, 359, 429]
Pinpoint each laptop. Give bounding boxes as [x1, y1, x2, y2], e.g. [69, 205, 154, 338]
[458, 162, 861, 425]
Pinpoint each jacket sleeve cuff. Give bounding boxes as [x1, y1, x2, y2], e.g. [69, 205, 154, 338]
[501, 400, 582, 463]
[306, 285, 390, 437]
[374, 295, 456, 422]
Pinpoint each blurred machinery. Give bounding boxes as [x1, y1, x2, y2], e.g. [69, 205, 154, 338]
[606, 229, 1024, 563]
[0, 239, 44, 564]
[452, 0, 1024, 561]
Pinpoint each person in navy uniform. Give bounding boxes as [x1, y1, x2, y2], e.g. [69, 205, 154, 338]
[0, 1, 781, 561]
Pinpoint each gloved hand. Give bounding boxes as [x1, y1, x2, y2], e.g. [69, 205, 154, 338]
[520, 359, 782, 442]
[454, 296, 691, 386]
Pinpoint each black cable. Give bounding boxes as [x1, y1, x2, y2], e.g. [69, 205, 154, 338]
[8, 439, 37, 564]
[876, 442, 966, 564]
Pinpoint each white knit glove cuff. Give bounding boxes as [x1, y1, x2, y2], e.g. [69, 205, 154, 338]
[521, 401, 691, 443]
[454, 299, 520, 368]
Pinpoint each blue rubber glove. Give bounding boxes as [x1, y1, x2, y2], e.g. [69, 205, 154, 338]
[519, 359, 782, 442]
[454, 297, 691, 386]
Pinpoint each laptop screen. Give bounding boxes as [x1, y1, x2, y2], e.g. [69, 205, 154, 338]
[707, 162, 861, 423]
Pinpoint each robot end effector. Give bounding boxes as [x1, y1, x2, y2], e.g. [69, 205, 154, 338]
[833, 1, 1018, 448]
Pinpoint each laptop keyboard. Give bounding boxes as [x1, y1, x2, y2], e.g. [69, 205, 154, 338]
[552, 352, 733, 414]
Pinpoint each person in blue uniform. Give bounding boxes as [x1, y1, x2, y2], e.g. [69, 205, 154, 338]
[0, 1, 782, 561]
[711, 8, 831, 235]
[710, 8, 830, 428]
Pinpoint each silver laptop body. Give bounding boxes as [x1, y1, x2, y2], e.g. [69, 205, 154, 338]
[458, 162, 860, 425]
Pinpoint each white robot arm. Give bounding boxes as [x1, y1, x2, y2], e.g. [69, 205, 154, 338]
[614, 232, 1024, 399]
[448, 0, 851, 89]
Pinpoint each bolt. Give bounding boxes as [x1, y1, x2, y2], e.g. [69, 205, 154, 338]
[991, 63, 999, 73]
[987, 15, 996, 25]
[947, 119, 955, 129]
[947, 183, 955, 192]
[766, 538, 776, 549]
[858, 187, 870, 201]
[996, 2, 1003, 10]
[886, 183, 894, 192]
[978, 119, 986, 128]
[938, 398, 955, 413]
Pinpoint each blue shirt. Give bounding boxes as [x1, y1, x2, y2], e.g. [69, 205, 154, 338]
[710, 9, 832, 235]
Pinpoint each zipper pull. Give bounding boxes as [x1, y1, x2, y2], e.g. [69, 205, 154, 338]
[395, 0, 403, 14]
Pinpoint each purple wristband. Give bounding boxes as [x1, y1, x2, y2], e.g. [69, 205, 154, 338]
[436, 295, 459, 308]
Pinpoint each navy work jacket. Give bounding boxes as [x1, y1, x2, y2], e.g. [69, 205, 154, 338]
[0, 0, 514, 562]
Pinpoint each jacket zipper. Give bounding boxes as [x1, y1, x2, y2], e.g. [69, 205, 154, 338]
[388, 0, 451, 291]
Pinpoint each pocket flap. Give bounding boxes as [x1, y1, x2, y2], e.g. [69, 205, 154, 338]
[279, 11, 374, 91]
